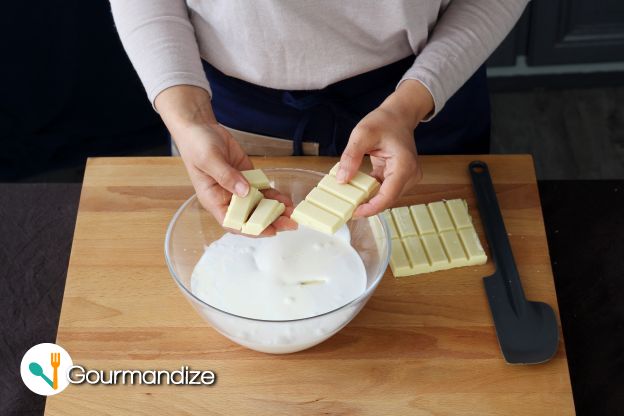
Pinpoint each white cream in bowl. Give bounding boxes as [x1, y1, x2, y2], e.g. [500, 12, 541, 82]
[189, 225, 368, 353]
[190, 225, 366, 322]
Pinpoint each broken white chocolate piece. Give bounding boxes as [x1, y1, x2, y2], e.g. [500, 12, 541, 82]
[222, 187, 263, 230]
[241, 198, 285, 236]
[241, 169, 271, 190]
[291, 164, 380, 234]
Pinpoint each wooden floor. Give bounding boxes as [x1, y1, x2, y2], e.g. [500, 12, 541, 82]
[490, 87, 624, 180]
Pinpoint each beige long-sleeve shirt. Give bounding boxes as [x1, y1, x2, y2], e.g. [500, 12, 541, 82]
[110, 0, 527, 118]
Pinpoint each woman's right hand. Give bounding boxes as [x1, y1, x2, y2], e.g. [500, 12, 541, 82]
[155, 85, 296, 236]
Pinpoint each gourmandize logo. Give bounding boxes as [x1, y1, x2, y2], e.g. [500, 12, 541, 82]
[20, 343, 73, 396]
[20, 343, 217, 394]
[30, 352, 61, 390]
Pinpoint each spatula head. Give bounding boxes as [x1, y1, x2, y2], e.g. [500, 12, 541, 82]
[484, 273, 559, 364]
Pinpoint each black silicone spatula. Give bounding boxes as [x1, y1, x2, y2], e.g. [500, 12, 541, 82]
[469, 160, 559, 364]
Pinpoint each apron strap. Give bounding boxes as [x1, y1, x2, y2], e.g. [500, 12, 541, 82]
[281, 91, 357, 156]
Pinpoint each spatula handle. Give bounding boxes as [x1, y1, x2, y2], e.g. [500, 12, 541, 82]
[469, 161, 527, 309]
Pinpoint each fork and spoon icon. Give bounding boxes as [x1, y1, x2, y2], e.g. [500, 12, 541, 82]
[29, 353, 61, 389]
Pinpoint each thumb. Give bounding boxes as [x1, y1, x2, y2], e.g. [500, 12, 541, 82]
[201, 151, 250, 197]
[338, 129, 369, 183]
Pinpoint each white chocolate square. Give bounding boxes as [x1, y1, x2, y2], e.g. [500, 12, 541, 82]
[291, 200, 343, 234]
[446, 199, 472, 229]
[389, 239, 411, 277]
[381, 210, 399, 239]
[368, 216, 390, 259]
[305, 187, 355, 221]
[350, 171, 380, 195]
[391, 206, 418, 237]
[428, 201, 455, 232]
[402, 236, 430, 275]
[368, 216, 384, 241]
[241, 169, 270, 190]
[318, 175, 367, 205]
[329, 162, 380, 195]
[410, 204, 436, 235]
[222, 187, 263, 230]
[421, 234, 450, 271]
[439, 230, 469, 267]
[459, 226, 488, 265]
[241, 198, 285, 236]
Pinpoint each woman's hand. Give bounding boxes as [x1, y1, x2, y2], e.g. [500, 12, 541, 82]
[337, 79, 434, 217]
[156, 85, 296, 236]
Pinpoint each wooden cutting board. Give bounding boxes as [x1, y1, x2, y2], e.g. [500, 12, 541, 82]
[46, 156, 574, 415]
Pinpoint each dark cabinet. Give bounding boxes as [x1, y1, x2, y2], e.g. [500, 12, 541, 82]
[529, 0, 624, 65]
[489, 0, 624, 67]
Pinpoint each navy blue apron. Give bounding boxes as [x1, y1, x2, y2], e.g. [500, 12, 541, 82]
[203, 56, 490, 156]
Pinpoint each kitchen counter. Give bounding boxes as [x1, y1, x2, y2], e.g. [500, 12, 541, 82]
[1, 161, 622, 415]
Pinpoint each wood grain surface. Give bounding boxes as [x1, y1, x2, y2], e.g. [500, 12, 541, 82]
[46, 156, 574, 415]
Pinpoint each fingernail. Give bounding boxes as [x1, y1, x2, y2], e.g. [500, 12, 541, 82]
[235, 182, 249, 197]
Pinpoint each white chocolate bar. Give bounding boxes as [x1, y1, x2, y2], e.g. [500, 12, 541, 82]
[222, 187, 263, 230]
[241, 198, 285, 236]
[291, 200, 343, 234]
[241, 169, 271, 190]
[387, 199, 487, 277]
[291, 164, 379, 234]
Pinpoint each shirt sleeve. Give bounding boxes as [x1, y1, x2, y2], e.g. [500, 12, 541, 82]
[400, 0, 529, 120]
[109, 0, 211, 109]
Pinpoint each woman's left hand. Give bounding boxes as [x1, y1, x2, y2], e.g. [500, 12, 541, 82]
[336, 79, 434, 217]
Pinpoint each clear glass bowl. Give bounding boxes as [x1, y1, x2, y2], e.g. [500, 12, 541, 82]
[165, 168, 390, 354]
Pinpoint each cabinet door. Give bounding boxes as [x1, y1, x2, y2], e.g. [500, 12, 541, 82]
[528, 0, 624, 65]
